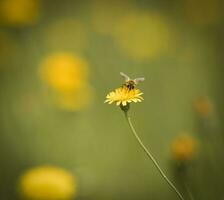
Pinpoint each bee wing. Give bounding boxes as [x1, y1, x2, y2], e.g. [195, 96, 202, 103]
[120, 72, 130, 81]
[134, 77, 145, 84]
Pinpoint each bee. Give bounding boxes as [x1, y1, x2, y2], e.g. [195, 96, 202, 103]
[120, 72, 145, 90]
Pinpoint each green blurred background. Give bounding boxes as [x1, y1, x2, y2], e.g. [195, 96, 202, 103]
[0, 0, 224, 199]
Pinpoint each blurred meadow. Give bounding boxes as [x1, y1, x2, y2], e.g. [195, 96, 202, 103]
[0, 0, 224, 199]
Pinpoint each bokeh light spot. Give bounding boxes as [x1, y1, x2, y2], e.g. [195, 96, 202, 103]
[39, 53, 93, 111]
[171, 134, 197, 162]
[18, 166, 76, 200]
[0, 0, 40, 26]
[113, 12, 173, 60]
[39, 53, 89, 93]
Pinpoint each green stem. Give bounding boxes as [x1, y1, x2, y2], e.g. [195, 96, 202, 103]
[124, 111, 185, 200]
[184, 182, 195, 200]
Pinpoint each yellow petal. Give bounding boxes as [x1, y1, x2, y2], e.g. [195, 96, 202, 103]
[122, 101, 127, 106]
[116, 101, 121, 106]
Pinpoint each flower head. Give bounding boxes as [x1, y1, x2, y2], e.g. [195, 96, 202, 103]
[39, 53, 93, 111]
[193, 97, 213, 117]
[39, 53, 88, 93]
[105, 86, 143, 106]
[18, 166, 76, 200]
[171, 134, 197, 162]
[0, 0, 40, 26]
[114, 12, 172, 60]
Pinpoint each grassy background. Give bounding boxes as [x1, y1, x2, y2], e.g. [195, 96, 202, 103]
[0, 0, 224, 199]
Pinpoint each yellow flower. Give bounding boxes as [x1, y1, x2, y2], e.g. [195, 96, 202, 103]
[193, 97, 213, 117]
[0, 0, 39, 26]
[39, 53, 93, 111]
[113, 11, 173, 60]
[171, 135, 196, 162]
[18, 166, 76, 200]
[105, 86, 143, 106]
[39, 53, 88, 93]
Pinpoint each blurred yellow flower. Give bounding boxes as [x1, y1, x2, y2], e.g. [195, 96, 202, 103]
[105, 86, 143, 106]
[39, 53, 93, 111]
[18, 166, 76, 200]
[39, 53, 89, 93]
[193, 97, 213, 117]
[171, 135, 196, 162]
[114, 12, 173, 60]
[183, 0, 221, 26]
[0, 0, 39, 26]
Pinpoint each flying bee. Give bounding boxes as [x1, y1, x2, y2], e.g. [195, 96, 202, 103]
[120, 72, 145, 90]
